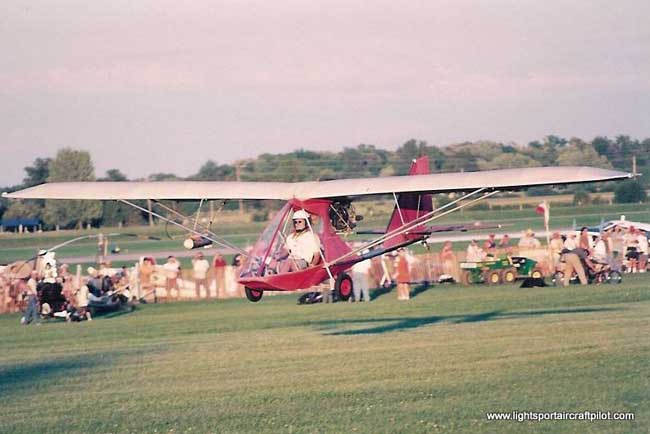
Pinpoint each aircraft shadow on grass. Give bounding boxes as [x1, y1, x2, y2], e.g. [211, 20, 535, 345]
[314, 307, 622, 336]
[0, 347, 159, 399]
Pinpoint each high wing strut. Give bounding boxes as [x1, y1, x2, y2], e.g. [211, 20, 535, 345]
[327, 187, 500, 267]
[118, 199, 248, 257]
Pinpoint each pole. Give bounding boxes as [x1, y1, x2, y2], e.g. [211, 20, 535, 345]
[236, 162, 244, 214]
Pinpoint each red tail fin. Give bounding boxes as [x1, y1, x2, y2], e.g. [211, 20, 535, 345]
[383, 156, 433, 249]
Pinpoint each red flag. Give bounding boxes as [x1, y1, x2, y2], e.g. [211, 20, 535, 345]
[536, 201, 550, 228]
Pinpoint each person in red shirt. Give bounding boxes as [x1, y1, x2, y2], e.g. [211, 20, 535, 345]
[394, 249, 411, 301]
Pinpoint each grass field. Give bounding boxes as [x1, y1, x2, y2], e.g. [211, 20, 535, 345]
[1, 276, 648, 433]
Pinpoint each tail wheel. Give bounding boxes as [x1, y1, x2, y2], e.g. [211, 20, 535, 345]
[531, 268, 543, 279]
[551, 271, 564, 286]
[335, 273, 353, 301]
[501, 268, 517, 284]
[245, 287, 263, 302]
[608, 270, 622, 284]
[485, 270, 501, 285]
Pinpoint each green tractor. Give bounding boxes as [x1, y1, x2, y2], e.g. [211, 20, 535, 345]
[460, 256, 543, 285]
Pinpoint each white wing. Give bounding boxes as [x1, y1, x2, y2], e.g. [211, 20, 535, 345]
[3, 166, 632, 201]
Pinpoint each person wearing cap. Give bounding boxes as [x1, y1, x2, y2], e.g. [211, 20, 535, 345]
[285, 209, 322, 271]
[466, 239, 485, 262]
[549, 232, 564, 267]
[192, 252, 211, 299]
[564, 232, 578, 251]
[518, 229, 541, 249]
[498, 234, 513, 256]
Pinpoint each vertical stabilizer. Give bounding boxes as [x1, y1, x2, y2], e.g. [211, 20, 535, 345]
[383, 156, 433, 249]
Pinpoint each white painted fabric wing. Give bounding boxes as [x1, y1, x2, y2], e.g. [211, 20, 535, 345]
[3, 166, 632, 201]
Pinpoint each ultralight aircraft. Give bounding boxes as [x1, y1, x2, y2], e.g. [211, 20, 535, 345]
[3, 158, 632, 302]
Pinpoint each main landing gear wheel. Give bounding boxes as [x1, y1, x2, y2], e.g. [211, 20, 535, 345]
[335, 273, 353, 301]
[245, 287, 263, 302]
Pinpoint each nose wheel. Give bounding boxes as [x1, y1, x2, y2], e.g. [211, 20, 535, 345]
[245, 287, 264, 302]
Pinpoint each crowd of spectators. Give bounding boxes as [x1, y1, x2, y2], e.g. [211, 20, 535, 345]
[0, 248, 143, 322]
[2, 225, 648, 317]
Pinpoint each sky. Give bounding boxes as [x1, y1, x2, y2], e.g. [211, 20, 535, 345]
[1, 0, 649, 186]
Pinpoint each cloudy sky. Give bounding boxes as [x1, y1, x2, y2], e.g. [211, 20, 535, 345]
[1, 0, 649, 185]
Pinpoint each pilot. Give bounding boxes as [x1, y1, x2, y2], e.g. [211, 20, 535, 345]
[285, 209, 322, 270]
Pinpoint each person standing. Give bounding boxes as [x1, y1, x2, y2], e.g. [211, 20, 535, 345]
[21, 274, 40, 325]
[163, 256, 181, 300]
[549, 232, 565, 268]
[394, 249, 411, 300]
[351, 259, 372, 302]
[466, 240, 486, 262]
[563, 251, 588, 286]
[213, 253, 227, 298]
[139, 257, 156, 302]
[192, 252, 211, 299]
[440, 241, 458, 282]
[637, 230, 648, 272]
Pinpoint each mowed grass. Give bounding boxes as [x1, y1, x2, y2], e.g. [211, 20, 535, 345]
[1, 277, 649, 434]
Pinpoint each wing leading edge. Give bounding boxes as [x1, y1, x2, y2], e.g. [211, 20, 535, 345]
[2, 166, 632, 201]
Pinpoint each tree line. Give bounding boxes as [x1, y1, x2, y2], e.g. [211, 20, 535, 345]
[1, 135, 648, 229]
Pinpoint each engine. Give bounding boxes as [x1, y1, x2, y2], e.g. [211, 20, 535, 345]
[329, 201, 363, 232]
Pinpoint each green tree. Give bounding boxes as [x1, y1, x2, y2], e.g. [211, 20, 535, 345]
[148, 173, 181, 181]
[614, 179, 646, 203]
[98, 169, 138, 226]
[188, 161, 235, 181]
[478, 153, 541, 170]
[3, 200, 43, 220]
[100, 169, 128, 182]
[23, 157, 52, 187]
[557, 142, 611, 168]
[43, 148, 102, 229]
[572, 189, 591, 205]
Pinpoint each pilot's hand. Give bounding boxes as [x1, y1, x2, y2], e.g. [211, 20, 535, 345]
[273, 249, 289, 260]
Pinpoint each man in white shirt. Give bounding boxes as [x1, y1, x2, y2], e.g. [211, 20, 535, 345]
[192, 252, 211, 298]
[351, 259, 372, 302]
[466, 240, 486, 262]
[285, 210, 321, 271]
[564, 233, 578, 251]
[518, 229, 542, 249]
[163, 256, 181, 300]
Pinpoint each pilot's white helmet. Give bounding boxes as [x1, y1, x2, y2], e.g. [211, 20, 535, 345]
[292, 209, 310, 220]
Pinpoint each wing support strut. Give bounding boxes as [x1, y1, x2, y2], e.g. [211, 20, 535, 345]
[150, 200, 243, 255]
[118, 199, 248, 257]
[328, 187, 500, 267]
